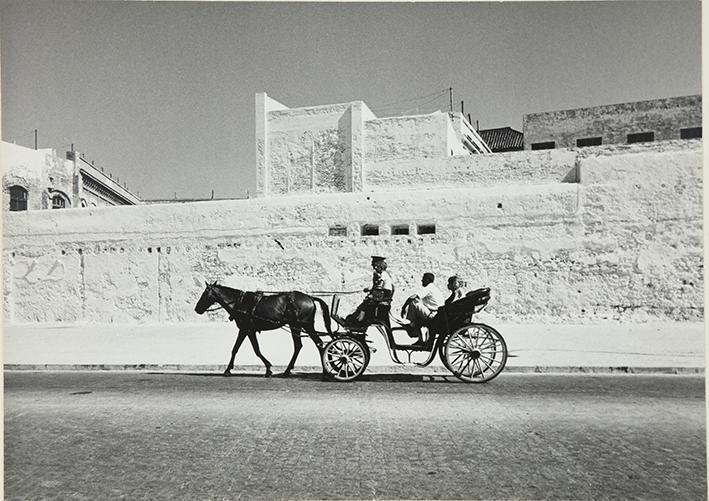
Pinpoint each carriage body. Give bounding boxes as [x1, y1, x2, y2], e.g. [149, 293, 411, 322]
[323, 288, 508, 383]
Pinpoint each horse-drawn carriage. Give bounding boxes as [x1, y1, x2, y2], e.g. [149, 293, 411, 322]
[323, 288, 507, 382]
[195, 282, 507, 383]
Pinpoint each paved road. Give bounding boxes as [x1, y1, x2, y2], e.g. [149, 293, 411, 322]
[4, 371, 706, 500]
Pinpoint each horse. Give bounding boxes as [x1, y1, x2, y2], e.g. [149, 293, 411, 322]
[194, 282, 333, 377]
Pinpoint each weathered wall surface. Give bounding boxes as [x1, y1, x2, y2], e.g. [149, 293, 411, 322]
[365, 148, 578, 190]
[3, 141, 702, 325]
[267, 103, 352, 195]
[364, 113, 449, 163]
[523, 95, 702, 149]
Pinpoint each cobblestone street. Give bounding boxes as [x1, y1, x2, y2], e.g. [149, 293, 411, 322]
[5, 371, 706, 500]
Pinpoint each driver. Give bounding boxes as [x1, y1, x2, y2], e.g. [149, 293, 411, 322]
[345, 256, 394, 326]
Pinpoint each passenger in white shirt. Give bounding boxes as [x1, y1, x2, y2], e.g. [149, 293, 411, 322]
[402, 272, 445, 344]
[445, 275, 468, 304]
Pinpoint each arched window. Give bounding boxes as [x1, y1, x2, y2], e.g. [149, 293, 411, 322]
[80, 198, 88, 208]
[9, 186, 28, 211]
[51, 192, 69, 209]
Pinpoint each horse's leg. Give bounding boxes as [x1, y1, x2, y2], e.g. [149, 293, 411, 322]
[282, 328, 303, 377]
[247, 331, 272, 377]
[306, 331, 327, 376]
[224, 329, 248, 376]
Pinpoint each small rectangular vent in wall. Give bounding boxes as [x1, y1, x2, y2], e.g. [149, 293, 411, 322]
[627, 131, 655, 144]
[361, 224, 379, 236]
[417, 224, 436, 235]
[328, 225, 347, 237]
[391, 224, 409, 235]
[531, 141, 556, 150]
[680, 127, 702, 139]
[576, 137, 602, 147]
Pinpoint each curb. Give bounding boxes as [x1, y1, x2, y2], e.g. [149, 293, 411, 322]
[3, 364, 704, 375]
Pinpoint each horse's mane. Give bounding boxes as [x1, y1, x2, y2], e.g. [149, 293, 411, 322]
[212, 283, 243, 296]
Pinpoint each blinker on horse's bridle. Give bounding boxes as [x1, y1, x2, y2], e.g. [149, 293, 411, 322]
[204, 285, 242, 314]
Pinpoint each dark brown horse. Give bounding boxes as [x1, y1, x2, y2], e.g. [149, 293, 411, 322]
[194, 282, 332, 377]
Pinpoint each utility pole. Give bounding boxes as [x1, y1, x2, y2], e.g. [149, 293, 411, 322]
[449, 88, 453, 112]
[461, 101, 464, 115]
[34, 129, 37, 150]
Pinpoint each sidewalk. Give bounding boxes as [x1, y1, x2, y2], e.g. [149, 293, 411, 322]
[3, 321, 705, 373]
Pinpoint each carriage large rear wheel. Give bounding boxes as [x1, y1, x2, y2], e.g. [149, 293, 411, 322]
[322, 337, 370, 381]
[443, 323, 507, 383]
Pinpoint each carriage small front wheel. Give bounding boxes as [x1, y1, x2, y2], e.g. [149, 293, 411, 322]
[322, 337, 370, 381]
[443, 323, 507, 383]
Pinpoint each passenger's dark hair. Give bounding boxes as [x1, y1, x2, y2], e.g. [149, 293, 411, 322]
[423, 272, 435, 282]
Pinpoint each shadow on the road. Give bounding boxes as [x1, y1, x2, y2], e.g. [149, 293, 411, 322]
[146, 371, 443, 383]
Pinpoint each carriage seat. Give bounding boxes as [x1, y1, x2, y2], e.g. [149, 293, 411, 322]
[388, 311, 411, 328]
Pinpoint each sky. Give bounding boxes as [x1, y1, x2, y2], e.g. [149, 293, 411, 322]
[0, 1, 702, 200]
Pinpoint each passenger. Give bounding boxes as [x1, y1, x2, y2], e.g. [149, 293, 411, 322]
[402, 272, 445, 345]
[345, 256, 394, 326]
[445, 275, 468, 305]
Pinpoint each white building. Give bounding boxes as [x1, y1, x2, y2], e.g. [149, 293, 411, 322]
[1, 141, 140, 211]
[255, 93, 491, 197]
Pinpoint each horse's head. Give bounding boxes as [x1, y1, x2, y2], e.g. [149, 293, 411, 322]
[195, 281, 218, 314]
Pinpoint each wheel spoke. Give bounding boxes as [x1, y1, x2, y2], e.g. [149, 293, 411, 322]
[477, 338, 498, 351]
[461, 356, 475, 377]
[448, 349, 467, 368]
[449, 337, 468, 351]
[477, 353, 497, 366]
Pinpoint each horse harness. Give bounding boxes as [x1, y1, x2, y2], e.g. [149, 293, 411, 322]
[219, 288, 299, 328]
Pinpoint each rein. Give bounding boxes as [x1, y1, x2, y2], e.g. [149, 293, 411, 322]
[257, 289, 362, 295]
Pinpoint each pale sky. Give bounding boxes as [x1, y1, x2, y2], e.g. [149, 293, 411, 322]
[1, 1, 701, 200]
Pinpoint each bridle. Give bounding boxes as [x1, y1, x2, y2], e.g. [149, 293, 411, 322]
[203, 284, 243, 314]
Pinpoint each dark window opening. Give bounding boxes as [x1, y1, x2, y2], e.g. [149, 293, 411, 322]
[9, 185, 28, 211]
[391, 224, 409, 235]
[531, 141, 555, 150]
[627, 132, 654, 144]
[52, 194, 67, 209]
[361, 224, 379, 236]
[576, 137, 602, 147]
[328, 225, 347, 237]
[417, 224, 436, 235]
[680, 127, 702, 139]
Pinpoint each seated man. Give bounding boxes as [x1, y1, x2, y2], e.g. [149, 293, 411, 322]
[445, 275, 468, 305]
[402, 272, 445, 344]
[345, 256, 394, 326]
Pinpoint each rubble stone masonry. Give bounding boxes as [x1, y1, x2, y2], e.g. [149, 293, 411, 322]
[523, 95, 702, 149]
[3, 140, 702, 325]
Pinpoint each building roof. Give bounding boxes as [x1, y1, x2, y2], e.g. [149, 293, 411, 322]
[478, 127, 524, 152]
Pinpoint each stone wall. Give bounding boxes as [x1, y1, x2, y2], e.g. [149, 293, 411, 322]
[364, 148, 578, 190]
[3, 140, 702, 325]
[523, 95, 702, 149]
[256, 94, 487, 197]
[364, 113, 450, 162]
[267, 103, 353, 195]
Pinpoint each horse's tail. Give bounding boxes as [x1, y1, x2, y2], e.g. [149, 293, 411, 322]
[311, 296, 333, 336]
